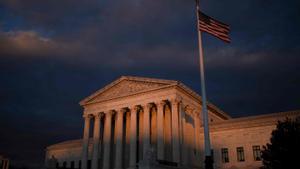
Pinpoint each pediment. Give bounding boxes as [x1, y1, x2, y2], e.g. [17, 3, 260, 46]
[80, 76, 177, 105]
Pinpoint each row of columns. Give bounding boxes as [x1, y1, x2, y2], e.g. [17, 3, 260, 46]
[81, 99, 199, 169]
[0, 157, 9, 169]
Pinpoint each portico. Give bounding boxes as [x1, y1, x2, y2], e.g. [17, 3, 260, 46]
[81, 100, 190, 169]
[78, 76, 228, 169]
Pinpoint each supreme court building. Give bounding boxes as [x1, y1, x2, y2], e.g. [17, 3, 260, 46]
[45, 76, 300, 169]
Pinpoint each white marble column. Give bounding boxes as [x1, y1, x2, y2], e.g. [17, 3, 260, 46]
[171, 99, 180, 163]
[194, 113, 201, 160]
[156, 101, 165, 160]
[143, 103, 151, 158]
[115, 108, 125, 169]
[102, 111, 113, 169]
[180, 105, 188, 166]
[128, 106, 138, 169]
[92, 113, 102, 169]
[82, 114, 91, 169]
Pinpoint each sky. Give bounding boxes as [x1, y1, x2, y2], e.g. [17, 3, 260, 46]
[0, 0, 299, 167]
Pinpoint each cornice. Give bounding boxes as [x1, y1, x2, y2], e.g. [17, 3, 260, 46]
[82, 84, 177, 107]
[201, 110, 300, 132]
[46, 139, 87, 151]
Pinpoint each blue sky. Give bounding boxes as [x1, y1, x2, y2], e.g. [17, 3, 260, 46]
[0, 0, 299, 167]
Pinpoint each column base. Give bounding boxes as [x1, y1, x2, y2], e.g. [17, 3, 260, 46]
[127, 166, 136, 169]
[102, 165, 110, 169]
[204, 156, 214, 169]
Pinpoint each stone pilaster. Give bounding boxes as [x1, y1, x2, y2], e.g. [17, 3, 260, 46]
[102, 111, 113, 169]
[128, 106, 138, 169]
[82, 114, 92, 169]
[156, 101, 165, 160]
[171, 99, 180, 163]
[92, 113, 102, 169]
[114, 108, 126, 169]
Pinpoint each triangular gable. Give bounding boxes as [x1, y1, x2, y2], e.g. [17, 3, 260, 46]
[79, 76, 177, 105]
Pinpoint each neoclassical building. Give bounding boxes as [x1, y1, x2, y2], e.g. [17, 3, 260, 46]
[45, 76, 300, 169]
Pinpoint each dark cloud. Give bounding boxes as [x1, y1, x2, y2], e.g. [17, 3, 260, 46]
[0, 0, 299, 167]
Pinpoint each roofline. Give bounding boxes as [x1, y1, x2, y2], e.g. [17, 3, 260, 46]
[214, 109, 300, 124]
[205, 110, 300, 132]
[46, 139, 84, 150]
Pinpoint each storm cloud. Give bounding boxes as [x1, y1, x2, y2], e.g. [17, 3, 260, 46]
[0, 0, 299, 167]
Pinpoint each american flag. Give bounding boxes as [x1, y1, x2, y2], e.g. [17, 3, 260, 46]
[198, 10, 230, 43]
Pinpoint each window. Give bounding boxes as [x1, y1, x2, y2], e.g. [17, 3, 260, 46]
[221, 148, 229, 163]
[253, 145, 261, 161]
[237, 147, 245, 162]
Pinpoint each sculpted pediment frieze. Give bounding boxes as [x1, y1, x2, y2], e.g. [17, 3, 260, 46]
[83, 77, 175, 104]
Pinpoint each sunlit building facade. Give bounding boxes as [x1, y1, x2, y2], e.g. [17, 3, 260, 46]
[45, 76, 300, 169]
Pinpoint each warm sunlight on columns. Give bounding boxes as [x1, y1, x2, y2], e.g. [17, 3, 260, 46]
[129, 106, 138, 169]
[171, 98, 181, 163]
[156, 101, 165, 160]
[142, 103, 152, 159]
[92, 112, 103, 169]
[115, 108, 125, 169]
[82, 113, 92, 169]
[103, 110, 113, 169]
[180, 106, 188, 165]
[194, 112, 201, 161]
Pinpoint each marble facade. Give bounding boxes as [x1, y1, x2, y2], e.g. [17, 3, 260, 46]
[45, 76, 300, 169]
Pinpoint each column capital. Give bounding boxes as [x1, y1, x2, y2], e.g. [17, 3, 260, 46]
[192, 111, 200, 118]
[170, 98, 182, 104]
[155, 100, 166, 108]
[83, 113, 93, 119]
[142, 103, 153, 110]
[129, 105, 140, 114]
[94, 112, 103, 118]
[183, 105, 192, 111]
[105, 110, 114, 117]
[118, 108, 127, 114]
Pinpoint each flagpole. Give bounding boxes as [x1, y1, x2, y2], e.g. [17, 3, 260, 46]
[195, 0, 214, 169]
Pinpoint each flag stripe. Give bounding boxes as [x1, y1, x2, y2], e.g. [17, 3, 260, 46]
[200, 25, 231, 42]
[199, 11, 229, 28]
[199, 24, 230, 37]
[199, 24, 231, 41]
[208, 21, 230, 32]
[198, 10, 230, 43]
[201, 29, 231, 42]
[205, 19, 229, 32]
[199, 21, 229, 34]
[199, 20, 230, 37]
